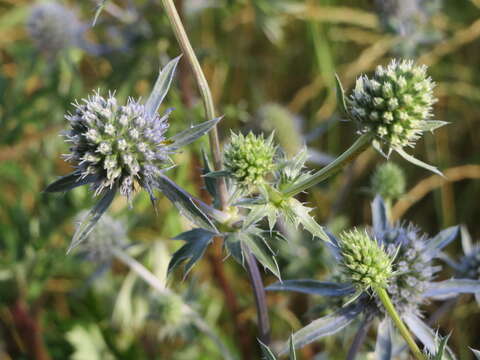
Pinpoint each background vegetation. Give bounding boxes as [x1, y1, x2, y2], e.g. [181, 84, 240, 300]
[1, 0, 480, 358]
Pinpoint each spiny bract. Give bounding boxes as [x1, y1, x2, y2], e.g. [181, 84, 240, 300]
[371, 162, 406, 200]
[350, 59, 436, 151]
[64, 91, 171, 200]
[224, 132, 276, 186]
[27, 2, 81, 54]
[339, 229, 393, 290]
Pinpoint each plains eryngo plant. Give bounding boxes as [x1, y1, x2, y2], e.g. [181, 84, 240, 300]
[45, 56, 220, 251]
[268, 197, 480, 357]
[27, 2, 81, 54]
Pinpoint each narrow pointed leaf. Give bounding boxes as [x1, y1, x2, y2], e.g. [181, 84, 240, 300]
[282, 302, 363, 355]
[168, 228, 216, 276]
[423, 279, 480, 299]
[203, 170, 230, 178]
[372, 195, 389, 237]
[92, 0, 108, 26]
[267, 280, 355, 297]
[423, 226, 459, 259]
[461, 225, 473, 255]
[417, 121, 448, 132]
[395, 147, 443, 176]
[375, 318, 393, 360]
[259, 340, 277, 360]
[224, 233, 243, 264]
[243, 204, 269, 230]
[470, 348, 480, 359]
[166, 117, 222, 151]
[145, 55, 182, 116]
[240, 233, 281, 280]
[201, 149, 218, 200]
[288, 198, 330, 243]
[433, 334, 451, 360]
[44, 172, 96, 193]
[289, 335, 296, 360]
[335, 74, 350, 119]
[155, 175, 218, 232]
[68, 187, 116, 253]
[403, 313, 456, 360]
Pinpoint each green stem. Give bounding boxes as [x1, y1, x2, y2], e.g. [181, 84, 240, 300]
[375, 287, 426, 360]
[282, 133, 372, 198]
[160, 0, 228, 210]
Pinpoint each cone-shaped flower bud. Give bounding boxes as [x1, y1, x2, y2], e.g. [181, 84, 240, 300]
[350, 59, 436, 151]
[224, 132, 276, 187]
[339, 229, 393, 290]
[64, 91, 171, 199]
[371, 162, 406, 201]
[27, 2, 81, 54]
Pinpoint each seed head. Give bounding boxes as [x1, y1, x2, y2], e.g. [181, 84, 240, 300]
[339, 229, 393, 290]
[64, 91, 171, 199]
[27, 2, 81, 54]
[350, 59, 436, 150]
[371, 162, 406, 200]
[224, 132, 276, 186]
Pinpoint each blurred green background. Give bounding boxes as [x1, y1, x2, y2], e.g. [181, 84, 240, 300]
[1, 0, 480, 359]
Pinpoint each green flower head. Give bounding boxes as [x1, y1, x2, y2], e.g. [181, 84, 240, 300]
[224, 132, 276, 187]
[350, 59, 438, 152]
[371, 162, 406, 201]
[339, 229, 394, 290]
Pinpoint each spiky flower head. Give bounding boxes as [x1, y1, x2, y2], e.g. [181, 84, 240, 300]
[224, 132, 276, 187]
[156, 293, 189, 339]
[76, 212, 127, 263]
[373, 223, 440, 314]
[339, 229, 393, 290]
[27, 2, 81, 54]
[350, 59, 436, 151]
[64, 90, 171, 200]
[371, 162, 406, 200]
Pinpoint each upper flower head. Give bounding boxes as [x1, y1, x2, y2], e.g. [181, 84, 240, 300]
[350, 59, 436, 151]
[27, 2, 81, 54]
[371, 162, 406, 201]
[339, 228, 393, 290]
[224, 132, 276, 187]
[64, 91, 171, 200]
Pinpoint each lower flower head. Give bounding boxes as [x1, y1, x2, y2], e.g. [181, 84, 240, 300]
[339, 229, 393, 290]
[224, 132, 276, 187]
[64, 91, 171, 199]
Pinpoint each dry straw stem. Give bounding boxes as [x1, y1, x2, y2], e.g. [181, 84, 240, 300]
[291, 5, 379, 29]
[419, 17, 480, 66]
[289, 37, 397, 114]
[391, 165, 480, 221]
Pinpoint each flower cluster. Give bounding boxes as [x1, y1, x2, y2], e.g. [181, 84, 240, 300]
[64, 91, 171, 199]
[224, 132, 276, 187]
[27, 2, 81, 54]
[339, 229, 393, 290]
[371, 162, 406, 201]
[76, 212, 127, 263]
[350, 59, 436, 150]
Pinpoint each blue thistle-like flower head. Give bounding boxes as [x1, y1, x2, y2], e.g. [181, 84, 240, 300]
[27, 2, 81, 54]
[64, 91, 171, 200]
[350, 59, 436, 151]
